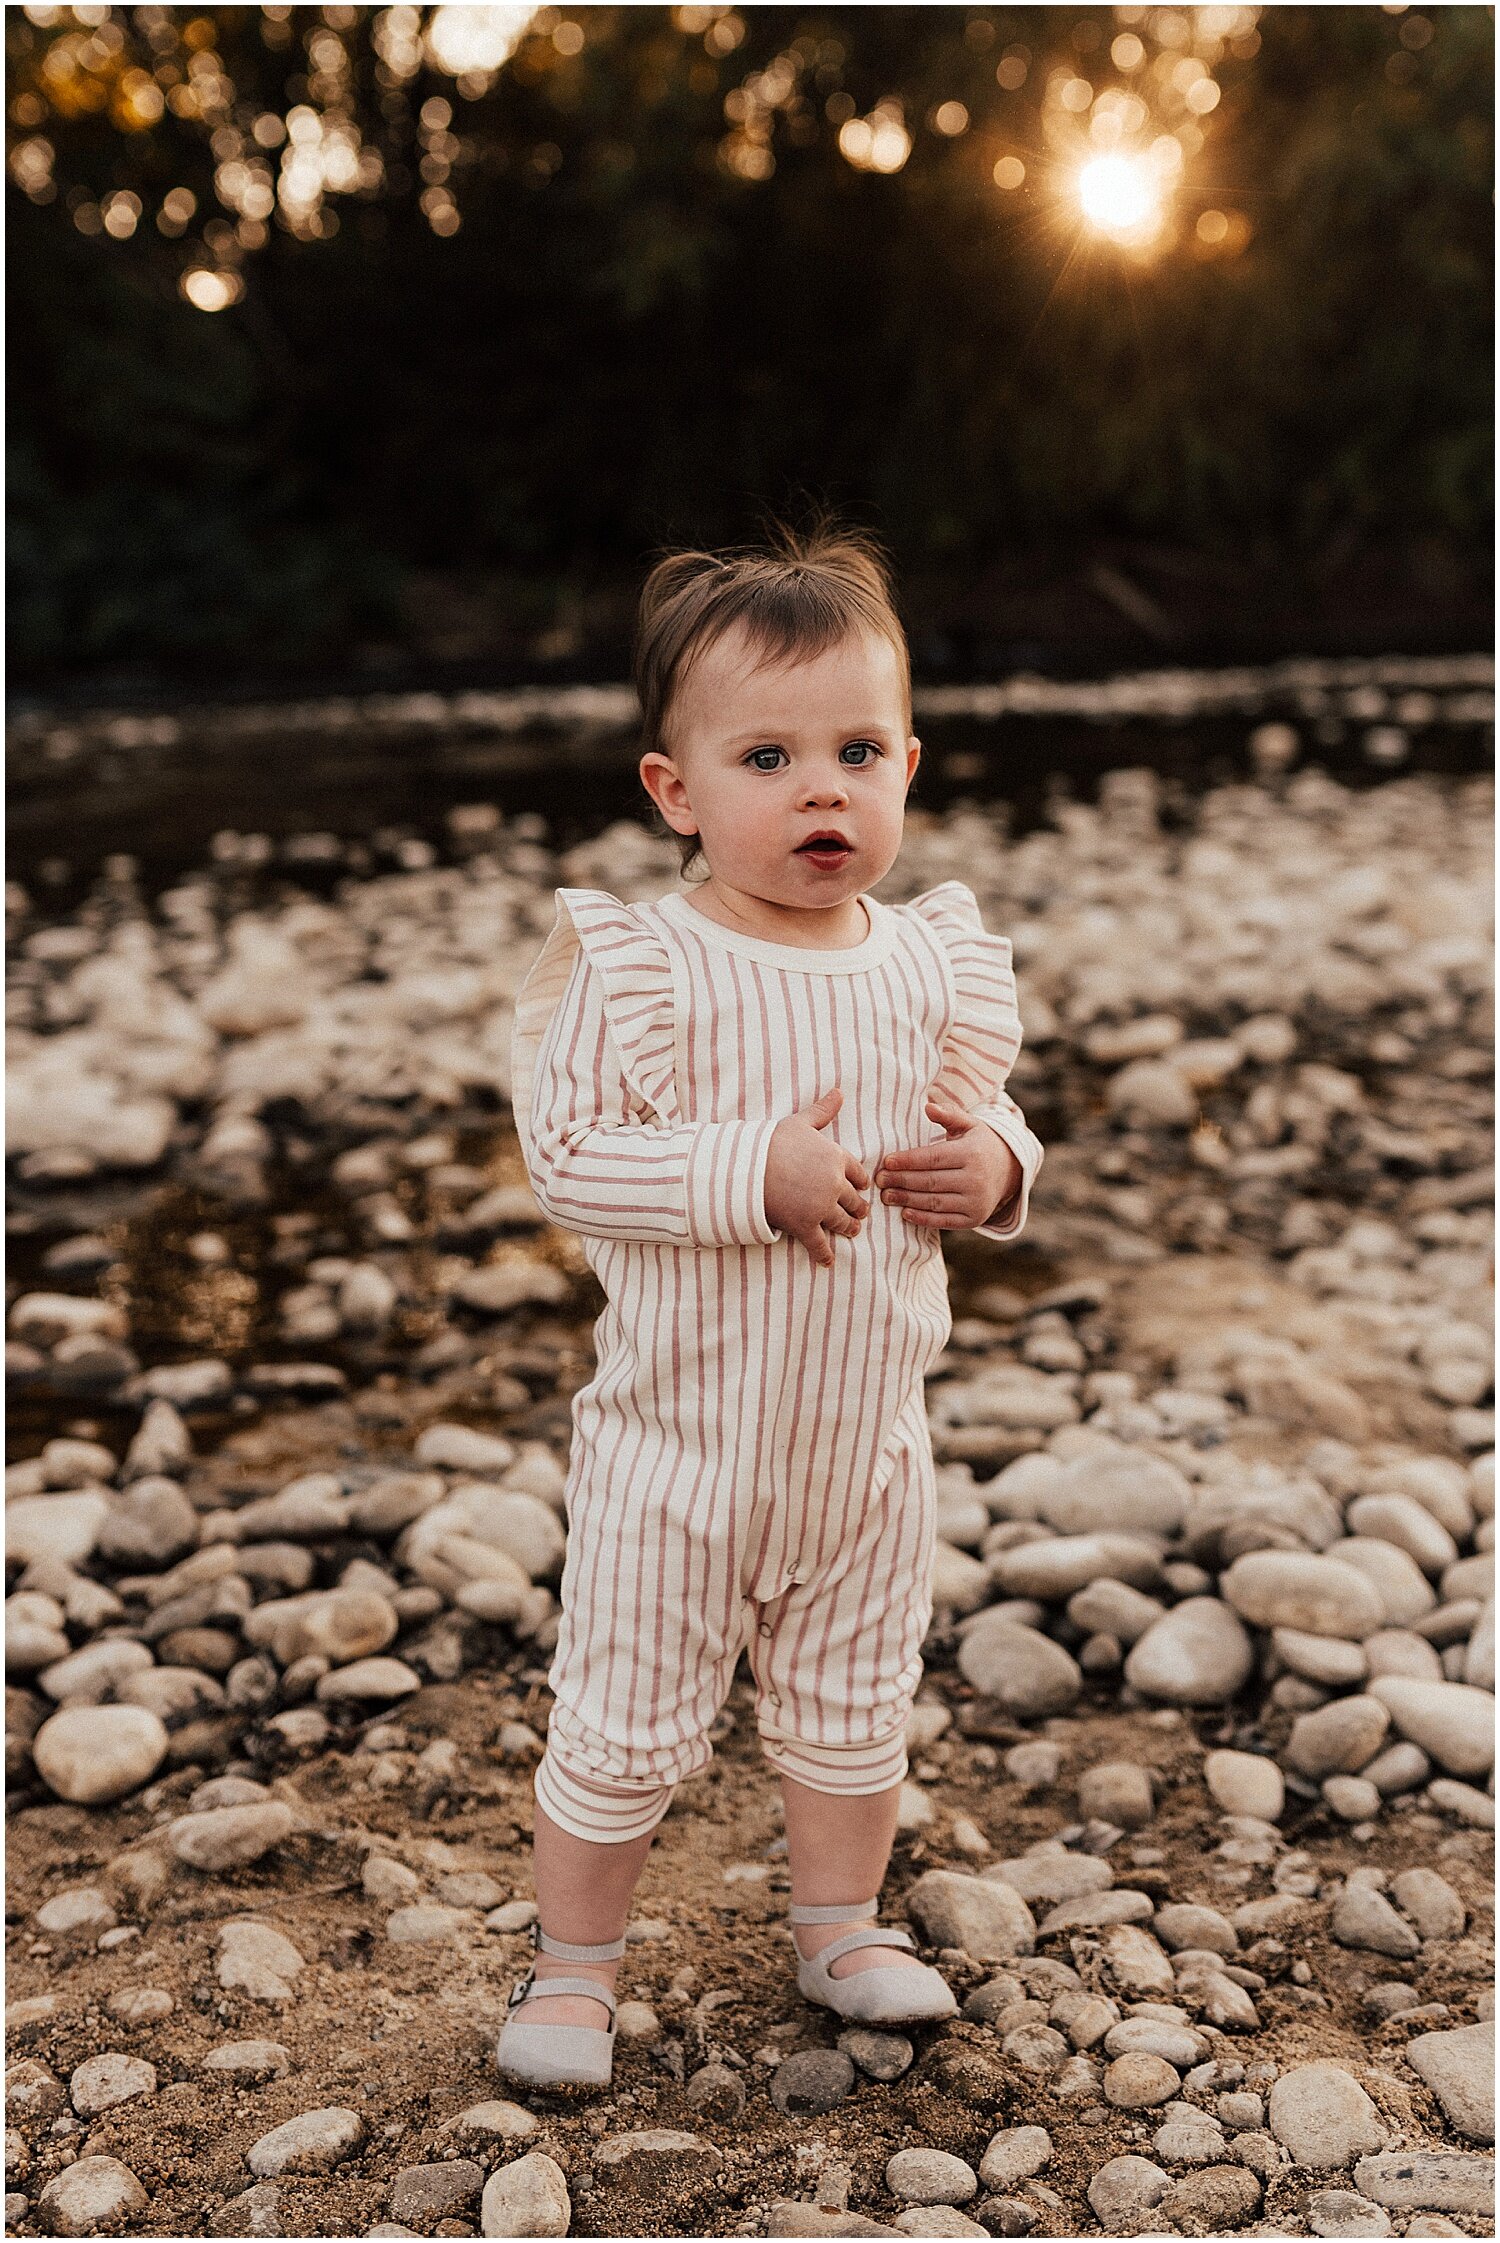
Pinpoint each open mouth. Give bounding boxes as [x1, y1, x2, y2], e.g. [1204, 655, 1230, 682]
[795, 833, 853, 864]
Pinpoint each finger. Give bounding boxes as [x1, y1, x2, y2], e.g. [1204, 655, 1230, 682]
[899, 1207, 962, 1229]
[844, 1157, 871, 1190]
[891, 1191, 972, 1214]
[926, 1096, 973, 1125]
[837, 1190, 868, 1222]
[879, 1147, 968, 1179]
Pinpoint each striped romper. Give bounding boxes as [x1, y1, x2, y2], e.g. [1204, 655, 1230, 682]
[509, 879, 1044, 1844]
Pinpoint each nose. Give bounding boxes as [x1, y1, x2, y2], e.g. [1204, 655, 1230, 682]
[802, 775, 850, 808]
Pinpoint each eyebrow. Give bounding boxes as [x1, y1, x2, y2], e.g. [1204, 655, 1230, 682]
[720, 722, 901, 747]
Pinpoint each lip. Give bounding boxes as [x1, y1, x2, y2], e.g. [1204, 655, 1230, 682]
[795, 832, 853, 859]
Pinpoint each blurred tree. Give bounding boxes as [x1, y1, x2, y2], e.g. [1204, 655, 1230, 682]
[6, 4, 1493, 680]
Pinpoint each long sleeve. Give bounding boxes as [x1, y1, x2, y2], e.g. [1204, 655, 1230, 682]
[903, 880, 1045, 1244]
[527, 944, 783, 1249]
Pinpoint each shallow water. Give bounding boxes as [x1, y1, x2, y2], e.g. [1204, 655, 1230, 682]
[8, 654, 1492, 908]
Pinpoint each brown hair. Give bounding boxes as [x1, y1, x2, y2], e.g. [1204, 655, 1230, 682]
[633, 514, 911, 879]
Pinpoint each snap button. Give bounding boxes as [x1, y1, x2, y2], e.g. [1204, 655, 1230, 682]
[758, 1622, 773, 1638]
[768, 1692, 782, 1708]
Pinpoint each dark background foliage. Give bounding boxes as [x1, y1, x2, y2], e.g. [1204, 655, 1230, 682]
[7, 4, 1493, 692]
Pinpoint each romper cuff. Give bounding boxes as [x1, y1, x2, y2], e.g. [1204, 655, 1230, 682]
[682, 1117, 783, 1248]
[970, 1108, 1043, 1241]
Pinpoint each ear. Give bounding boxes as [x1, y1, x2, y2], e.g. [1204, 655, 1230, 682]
[638, 751, 699, 839]
[905, 735, 922, 787]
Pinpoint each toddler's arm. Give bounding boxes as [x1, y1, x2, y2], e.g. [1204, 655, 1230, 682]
[525, 945, 781, 1249]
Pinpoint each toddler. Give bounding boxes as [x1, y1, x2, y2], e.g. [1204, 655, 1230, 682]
[502, 523, 1044, 2089]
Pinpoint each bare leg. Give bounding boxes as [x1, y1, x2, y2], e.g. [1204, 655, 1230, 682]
[779, 1774, 928, 1978]
[520, 1801, 657, 2027]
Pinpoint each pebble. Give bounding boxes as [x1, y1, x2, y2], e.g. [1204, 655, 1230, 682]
[955, 1617, 1081, 1716]
[107, 1989, 173, 2022]
[487, 1899, 538, 1933]
[1100, 1924, 1175, 1998]
[976, 2127, 1051, 2192]
[1203, 1749, 1284, 1821]
[1392, 1867, 1467, 1940]
[1003, 1742, 1061, 1788]
[1076, 1762, 1154, 1827]
[166, 1802, 296, 1872]
[838, 2028, 914, 2081]
[986, 1853, 1111, 1905]
[388, 2160, 484, 2225]
[890, 2211, 986, 2238]
[247, 2107, 365, 2176]
[1274, 1625, 1370, 1684]
[770, 2050, 856, 2115]
[1103, 2019, 1208, 2067]
[208, 2183, 282, 2237]
[884, 2150, 978, 2206]
[217, 1919, 305, 2002]
[905, 1871, 1035, 1961]
[32, 1703, 168, 1804]
[1267, 2060, 1388, 2168]
[1037, 1889, 1153, 1935]
[1368, 1677, 1495, 1775]
[1159, 2164, 1262, 2232]
[69, 2053, 156, 2117]
[37, 2156, 148, 2236]
[1353, 2149, 1495, 2213]
[1406, 2023, 1495, 2143]
[315, 1656, 421, 1702]
[480, 2150, 571, 2237]
[1152, 1904, 1237, 1955]
[1103, 2052, 1182, 2108]
[615, 2000, 661, 2043]
[1285, 1694, 1391, 1777]
[201, 2041, 291, 2080]
[35, 1887, 116, 1939]
[1306, 2186, 1394, 2236]
[1085, 2153, 1169, 2234]
[1123, 1597, 1254, 1704]
[386, 1905, 472, 1944]
[1428, 1777, 1495, 1826]
[685, 2062, 746, 2120]
[439, 2100, 541, 2146]
[1152, 2107, 1227, 2166]
[1221, 1550, 1386, 1638]
[1330, 1883, 1422, 1958]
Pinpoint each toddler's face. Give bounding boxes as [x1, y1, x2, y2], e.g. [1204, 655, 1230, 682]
[640, 623, 920, 912]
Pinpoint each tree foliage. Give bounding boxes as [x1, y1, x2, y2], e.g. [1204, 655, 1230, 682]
[7, 4, 1492, 678]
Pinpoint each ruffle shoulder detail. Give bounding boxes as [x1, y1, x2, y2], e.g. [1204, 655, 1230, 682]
[509, 889, 680, 1163]
[901, 881, 1023, 1107]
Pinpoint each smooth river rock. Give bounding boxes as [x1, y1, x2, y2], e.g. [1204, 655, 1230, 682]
[1123, 1597, 1254, 1705]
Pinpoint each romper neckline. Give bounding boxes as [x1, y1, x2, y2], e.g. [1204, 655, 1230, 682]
[658, 888, 899, 974]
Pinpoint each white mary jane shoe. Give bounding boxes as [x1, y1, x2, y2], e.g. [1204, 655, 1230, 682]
[789, 1898, 958, 2027]
[495, 1925, 624, 2091]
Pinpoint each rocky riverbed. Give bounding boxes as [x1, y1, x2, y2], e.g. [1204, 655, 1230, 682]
[5, 755, 1494, 2238]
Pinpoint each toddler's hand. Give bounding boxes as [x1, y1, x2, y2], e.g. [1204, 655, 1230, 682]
[764, 1087, 871, 1269]
[876, 1095, 1023, 1231]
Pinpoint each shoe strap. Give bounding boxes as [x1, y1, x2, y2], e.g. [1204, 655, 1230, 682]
[801, 1926, 916, 1971]
[787, 1899, 879, 1925]
[534, 1928, 627, 1961]
[514, 1973, 619, 2018]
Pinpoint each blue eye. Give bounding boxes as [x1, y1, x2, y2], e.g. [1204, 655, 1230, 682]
[743, 741, 884, 771]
